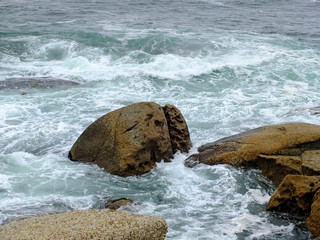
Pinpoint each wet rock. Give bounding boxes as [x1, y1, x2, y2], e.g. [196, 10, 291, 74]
[69, 102, 191, 177]
[0, 77, 80, 90]
[266, 175, 320, 216]
[105, 198, 134, 210]
[185, 123, 320, 185]
[163, 104, 192, 153]
[306, 190, 320, 239]
[267, 175, 320, 238]
[0, 209, 168, 240]
[256, 154, 302, 185]
[301, 150, 320, 176]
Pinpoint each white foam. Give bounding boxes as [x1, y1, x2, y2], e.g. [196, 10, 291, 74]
[245, 189, 270, 205]
[1, 32, 281, 83]
[0, 174, 12, 193]
[232, 214, 295, 240]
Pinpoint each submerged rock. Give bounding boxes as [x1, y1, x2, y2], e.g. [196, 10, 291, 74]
[0, 209, 168, 240]
[69, 102, 191, 177]
[185, 123, 320, 186]
[0, 77, 80, 90]
[105, 198, 134, 210]
[285, 106, 320, 116]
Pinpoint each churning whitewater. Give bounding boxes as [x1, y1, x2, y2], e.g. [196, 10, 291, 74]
[1, 0, 320, 239]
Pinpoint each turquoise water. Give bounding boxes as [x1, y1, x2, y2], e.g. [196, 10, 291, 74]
[1, 0, 320, 239]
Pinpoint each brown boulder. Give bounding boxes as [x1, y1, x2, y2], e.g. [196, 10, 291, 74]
[69, 102, 191, 177]
[306, 190, 320, 239]
[266, 175, 320, 216]
[185, 123, 320, 185]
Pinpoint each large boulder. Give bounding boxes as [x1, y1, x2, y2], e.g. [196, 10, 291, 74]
[0, 209, 168, 240]
[185, 123, 320, 185]
[69, 102, 191, 177]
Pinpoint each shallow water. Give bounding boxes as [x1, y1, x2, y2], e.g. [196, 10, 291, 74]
[1, 0, 320, 239]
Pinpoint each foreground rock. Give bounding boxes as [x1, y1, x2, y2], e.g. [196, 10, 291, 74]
[0, 77, 80, 90]
[0, 209, 168, 240]
[185, 123, 320, 185]
[69, 102, 191, 177]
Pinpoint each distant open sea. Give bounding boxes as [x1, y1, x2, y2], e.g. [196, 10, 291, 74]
[1, 0, 320, 239]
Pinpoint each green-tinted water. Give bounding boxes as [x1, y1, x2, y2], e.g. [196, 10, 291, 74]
[1, 0, 320, 239]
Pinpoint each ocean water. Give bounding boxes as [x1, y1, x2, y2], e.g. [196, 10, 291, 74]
[1, 0, 320, 239]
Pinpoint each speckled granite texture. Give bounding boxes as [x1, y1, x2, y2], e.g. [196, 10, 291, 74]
[0, 209, 168, 240]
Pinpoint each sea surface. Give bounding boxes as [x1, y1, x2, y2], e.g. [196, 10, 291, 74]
[1, 0, 320, 239]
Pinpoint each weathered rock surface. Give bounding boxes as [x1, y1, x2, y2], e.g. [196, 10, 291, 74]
[306, 190, 320, 239]
[69, 102, 191, 177]
[185, 123, 320, 185]
[163, 104, 192, 153]
[185, 122, 320, 238]
[105, 198, 134, 210]
[266, 175, 320, 216]
[0, 209, 168, 240]
[266, 175, 320, 238]
[0, 77, 80, 90]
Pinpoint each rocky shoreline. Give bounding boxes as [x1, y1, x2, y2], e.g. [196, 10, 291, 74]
[185, 122, 320, 238]
[1, 102, 320, 239]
